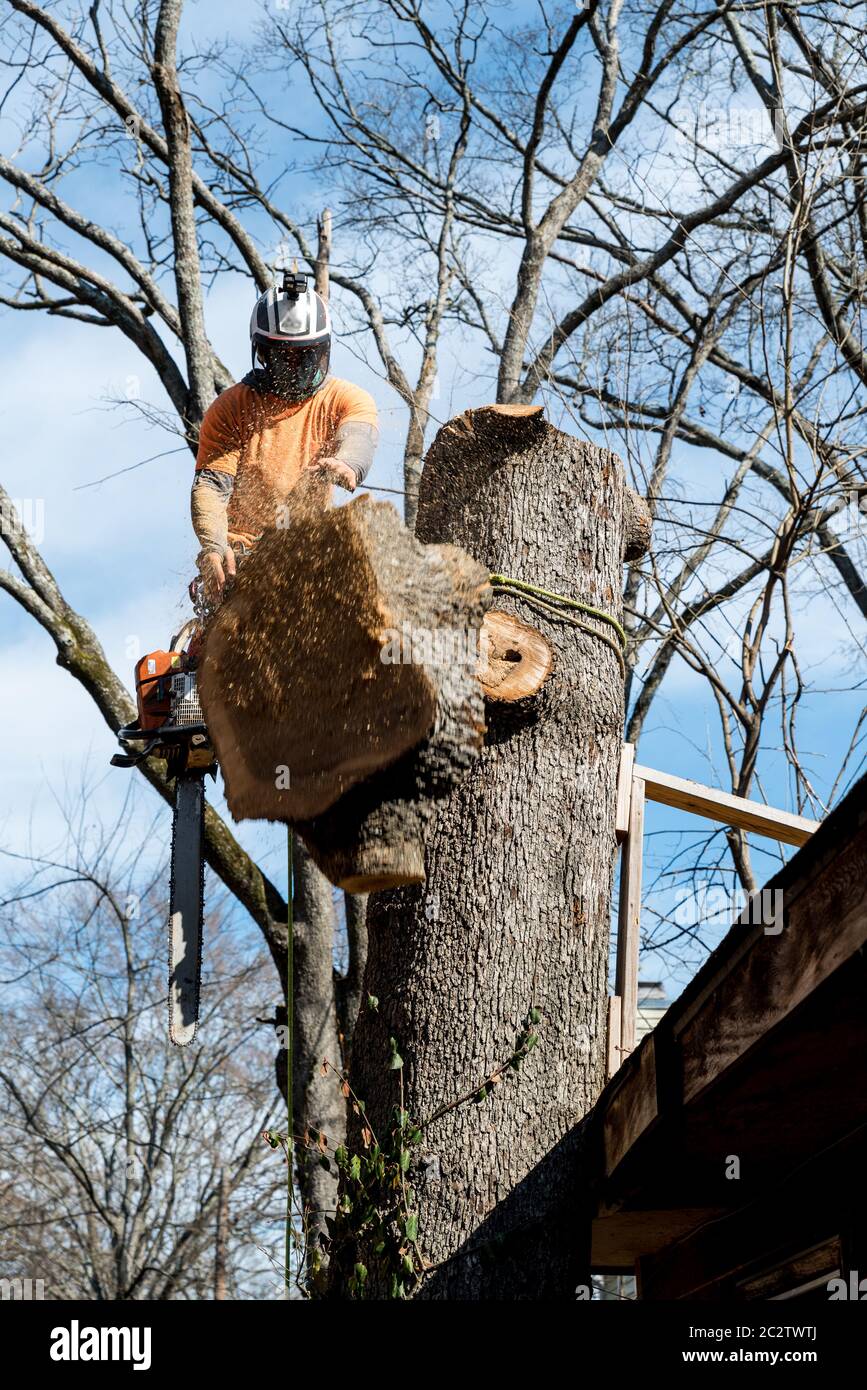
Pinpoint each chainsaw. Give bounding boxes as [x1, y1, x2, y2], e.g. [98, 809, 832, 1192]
[111, 600, 215, 1047]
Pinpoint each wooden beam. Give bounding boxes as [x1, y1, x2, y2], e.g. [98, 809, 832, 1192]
[635, 764, 819, 847]
[615, 743, 635, 843]
[616, 774, 644, 1060]
[606, 994, 623, 1080]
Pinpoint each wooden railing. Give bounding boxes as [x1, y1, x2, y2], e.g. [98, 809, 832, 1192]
[606, 744, 821, 1079]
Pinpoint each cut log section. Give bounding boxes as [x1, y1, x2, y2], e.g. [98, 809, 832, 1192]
[197, 491, 490, 891]
[477, 608, 554, 702]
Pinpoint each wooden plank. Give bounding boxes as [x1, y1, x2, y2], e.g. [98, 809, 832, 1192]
[616, 774, 644, 1058]
[636, 1124, 867, 1300]
[737, 1237, 841, 1301]
[678, 826, 867, 1105]
[592, 1208, 722, 1271]
[635, 764, 819, 847]
[606, 995, 622, 1080]
[602, 1030, 657, 1176]
[615, 742, 635, 843]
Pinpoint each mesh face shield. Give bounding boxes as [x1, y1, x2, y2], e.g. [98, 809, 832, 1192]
[255, 336, 331, 402]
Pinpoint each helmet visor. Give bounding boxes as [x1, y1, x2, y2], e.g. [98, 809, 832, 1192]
[258, 337, 330, 401]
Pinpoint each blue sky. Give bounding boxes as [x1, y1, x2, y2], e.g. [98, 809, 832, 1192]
[1, 0, 865, 1003]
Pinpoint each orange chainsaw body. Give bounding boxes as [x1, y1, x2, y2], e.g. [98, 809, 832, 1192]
[134, 649, 186, 730]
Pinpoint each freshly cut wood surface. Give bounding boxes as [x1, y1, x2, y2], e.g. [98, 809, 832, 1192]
[477, 608, 554, 701]
[198, 494, 444, 821]
[298, 524, 490, 890]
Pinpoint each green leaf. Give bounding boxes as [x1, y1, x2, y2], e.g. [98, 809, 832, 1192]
[318, 1156, 331, 1171]
[402, 1254, 415, 1276]
[334, 1144, 348, 1170]
[367, 994, 379, 1011]
[354, 1263, 368, 1284]
[388, 1037, 404, 1070]
[349, 1154, 362, 1182]
[399, 1147, 411, 1172]
[405, 1212, 419, 1243]
[529, 1006, 542, 1025]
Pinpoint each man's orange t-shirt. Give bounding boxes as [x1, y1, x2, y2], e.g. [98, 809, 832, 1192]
[195, 375, 378, 547]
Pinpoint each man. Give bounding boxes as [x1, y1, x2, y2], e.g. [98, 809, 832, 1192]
[191, 271, 378, 606]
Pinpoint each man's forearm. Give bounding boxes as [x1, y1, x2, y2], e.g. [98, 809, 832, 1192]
[191, 469, 233, 560]
[332, 422, 378, 484]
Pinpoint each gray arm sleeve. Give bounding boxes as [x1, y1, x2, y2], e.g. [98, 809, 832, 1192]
[191, 468, 234, 558]
[332, 422, 379, 485]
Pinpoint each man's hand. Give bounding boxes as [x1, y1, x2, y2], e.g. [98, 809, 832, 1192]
[200, 547, 236, 605]
[304, 456, 358, 492]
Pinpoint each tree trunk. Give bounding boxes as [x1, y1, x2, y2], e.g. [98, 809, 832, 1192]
[287, 837, 346, 1287]
[214, 1167, 228, 1300]
[332, 405, 649, 1300]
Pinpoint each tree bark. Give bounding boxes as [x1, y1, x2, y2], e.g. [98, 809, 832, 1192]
[214, 1167, 228, 1300]
[153, 0, 216, 429]
[287, 837, 347, 1281]
[333, 405, 649, 1299]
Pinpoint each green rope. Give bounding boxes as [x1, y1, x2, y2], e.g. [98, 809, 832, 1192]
[489, 573, 627, 649]
[489, 573, 627, 676]
[285, 828, 294, 1296]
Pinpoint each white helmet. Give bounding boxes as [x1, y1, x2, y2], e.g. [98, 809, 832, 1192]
[249, 271, 331, 401]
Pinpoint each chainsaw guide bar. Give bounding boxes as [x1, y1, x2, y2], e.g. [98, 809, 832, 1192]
[111, 618, 215, 1048]
[168, 773, 206, 1046]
